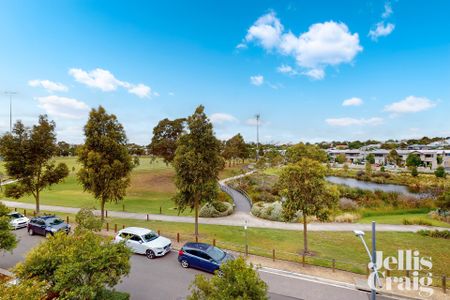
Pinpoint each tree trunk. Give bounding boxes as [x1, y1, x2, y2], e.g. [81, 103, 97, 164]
[303, 213, 308, 254]
[36, 189, 40, 213]
[101, 199, 105, 220]
[194, 194, 199, 237]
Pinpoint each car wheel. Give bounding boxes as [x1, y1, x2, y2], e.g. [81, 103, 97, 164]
[146, 250, 156, 259]
[28, 228, 34, 236]
[180, 259, 189, 268]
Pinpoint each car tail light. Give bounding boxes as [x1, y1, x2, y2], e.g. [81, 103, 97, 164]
[178, 249, 184, 256]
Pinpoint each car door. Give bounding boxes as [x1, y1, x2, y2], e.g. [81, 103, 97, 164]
[129, 234, 145, 254]
[196, 251, 218, 273]
[188, 250, 214, 272]
[125, 234, 142, 253]
[36, 219, 46, 235]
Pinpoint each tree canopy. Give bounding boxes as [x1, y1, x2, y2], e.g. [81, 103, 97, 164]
[14, 230, 131, 299]
[0, 202, 18, 252]
[77, 106, 134, 219]
[222, 133, 249, 163]
[0, 116, 69, 212]
[285, 143, 327, 163]
[278, 158, 339, 253]
[173, 105, 224, 236]
[148, 117, 185, 164]
[188, 257, 268, 300]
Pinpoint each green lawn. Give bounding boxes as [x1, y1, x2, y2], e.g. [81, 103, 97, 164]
[359, 213, 450, 228]
[13, 208, 450, 281]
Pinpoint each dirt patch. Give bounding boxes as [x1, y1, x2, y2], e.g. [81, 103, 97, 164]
[129, 170, 176, 194]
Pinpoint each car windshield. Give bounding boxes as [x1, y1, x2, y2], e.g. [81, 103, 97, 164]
[46, 218, 63, 226]
[206, 246, 226, 261]
[9, 213, 23, 219]
[141, 231, 159, 242]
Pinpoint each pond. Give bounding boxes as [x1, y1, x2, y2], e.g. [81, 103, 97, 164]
[326, 176, 423, 198]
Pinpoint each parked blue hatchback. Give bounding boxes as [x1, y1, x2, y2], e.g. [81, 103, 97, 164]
[178, 242, 234, 274]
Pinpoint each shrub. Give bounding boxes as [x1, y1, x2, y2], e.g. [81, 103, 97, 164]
[434, 166, 447, 178]
[338, 198, 359, 210]
[199, 202, 233, 218]
[402, 218, 432, 226]
[417, 229, 450, 239]
[334, 213, 360, 223]
[411, 166, 419, 177]
[75, 207, 103, 232]
[251, 201, 285, 222]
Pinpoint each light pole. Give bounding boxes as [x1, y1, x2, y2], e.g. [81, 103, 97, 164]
[255, 114, 260, 161]
[244, 220, 248, 256]
[4, 91, 17, 132]
[353, 222, 381, 300]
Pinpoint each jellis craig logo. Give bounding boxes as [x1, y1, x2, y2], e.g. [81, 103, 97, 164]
[368, 250, 433, 297]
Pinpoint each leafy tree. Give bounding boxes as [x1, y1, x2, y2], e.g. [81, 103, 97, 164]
[14, 230, 131, 299]
[365, 153, 375, 164]
[434, 166, 446, 178]
[0, 279, 48, 300]
[436, 190, 450, 211]
[222, 133, 248, 165]
[57, 141, 71, 156]
[0, 171, 5, 192]
[0, 202, 18, 252]
[0, 116, 69, 212]
[265, 149, 284, 167]
[188, 257, 268, 300]
[437, 155, 443, 165]
[77, 106, 134, 220]
[75, 207, 103, 232]
[406, 153, 421, 167]
[411, 166, 419, 177]
[365, 161, 372, 177]
[278, 159, 339, 253]
[127, 143, 146, 156]
[286, 143, 327, 163]
[387, 149, 401, 166]
[173, 105, 224, 237]
[148, 118, 185, 165]
[348, 140, 363, 149]
[335, 153, 346, 164]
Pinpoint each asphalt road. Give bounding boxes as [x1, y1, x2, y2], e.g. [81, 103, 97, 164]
[0, 230, 397, 300]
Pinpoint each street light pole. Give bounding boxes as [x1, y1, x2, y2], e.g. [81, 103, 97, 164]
[255, 114, 260, 161]
[4, 91, 17, 132]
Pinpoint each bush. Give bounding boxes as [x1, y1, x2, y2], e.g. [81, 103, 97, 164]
[417, 229, 450, 239]
[434, 166, 447, 178]
[75, 207, 103, 232]
[251, 201, 285, 222]
[199, 201, 233, 218]
[402, 218, 432, 226]
[334, 213, 360, 223]
[95, 289, 130, 300]
[338, 198, 359, 211]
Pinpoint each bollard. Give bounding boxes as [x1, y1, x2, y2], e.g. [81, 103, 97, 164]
[272, 249, 275, 262]
[66, 216, 69, 224]
[177, 233, 180, 243]
[245, 245, 248, 257]
[195, 235, 198, 243]
[332, 259, 336, 272]
[443, 275, 447, 294]
[122, 224, 125, 229]
[146, 214, 149, 221]
[213, 239, 216, 246]
[24, 209, 26, 216]
[159, 206, 162, 214]
[114, 224, 117, 233]
[302, 254, 305, 267]
[158, 230, 160, 235]
[122, 204, 125, 212]
[33, 211, 36, 216]
[106, 223, 109, 232]
[14, 207, 17, 212]
[106, 210, 108, 218]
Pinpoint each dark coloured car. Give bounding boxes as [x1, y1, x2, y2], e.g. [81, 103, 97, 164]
[27, 215, 71, 237]
[178, 242, 234, 274]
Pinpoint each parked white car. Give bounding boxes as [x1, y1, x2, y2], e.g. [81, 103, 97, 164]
[114, 227, 172, 259]
[8, 212, 30, 230]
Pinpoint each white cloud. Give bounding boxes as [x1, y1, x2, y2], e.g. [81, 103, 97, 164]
[277, 64, 297, 75]
[209, 113, 238, 124]
[168, 92, 175, 96]
[302, 68, 325, 80]
[128, 83, 151, 98]
[342, 97, 363, 106]
[250, 75, 264, 86]
[244, 11, 283, 50]
[241, 13, 362, 80]
[326, 117, 383, 127]
[28, 79, 68, 92]
[368, 22, 395, 41]
[382, 2, 393, 19]
[68, 68, 151, 98]
[384, 96, 436, 114]
[36, 95, 90, 119]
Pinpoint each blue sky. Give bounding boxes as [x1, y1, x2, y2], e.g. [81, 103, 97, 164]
[0, 0, 449, 144]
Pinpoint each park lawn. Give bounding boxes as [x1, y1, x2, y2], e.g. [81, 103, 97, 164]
[358, 213, 450, 228]
[14, 208, 450, 281]
[1, 156, 242, 216]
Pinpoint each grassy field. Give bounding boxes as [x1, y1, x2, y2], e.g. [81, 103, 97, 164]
[359, 212, 450, 228]
[11, 208, 450, 280]
[0, 156, 246, 216]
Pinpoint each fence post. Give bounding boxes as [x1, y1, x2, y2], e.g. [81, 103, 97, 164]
[24, 209, 26, 216]
[332, 259, 336, 272]
[106, 210, 108, 218]
[177, 233, 180, 243]
[146, 214, 149, 221]
[245, 245, 248, 257]
[33, 211, 36, 216]
[122, 203, 125, 212]
[272, 249, 275, 262]
[14, 207, 17, 212]
[195, 236, 198, 243]
[66, 216, 69, 224]
[159, 206, 162, 214]
[114, 224, 117, 233]
[302, 254, 305, 267]
[158, 230, 160, 235]
[122, 224, 125, 229]
[213, 238, 216, 246]
[443, 275, 447, 294]
[106, 223, 109, 232]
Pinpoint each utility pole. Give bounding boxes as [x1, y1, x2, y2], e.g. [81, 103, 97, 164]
[255, 114, 260, 161]
[4, 91, 17, 132]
